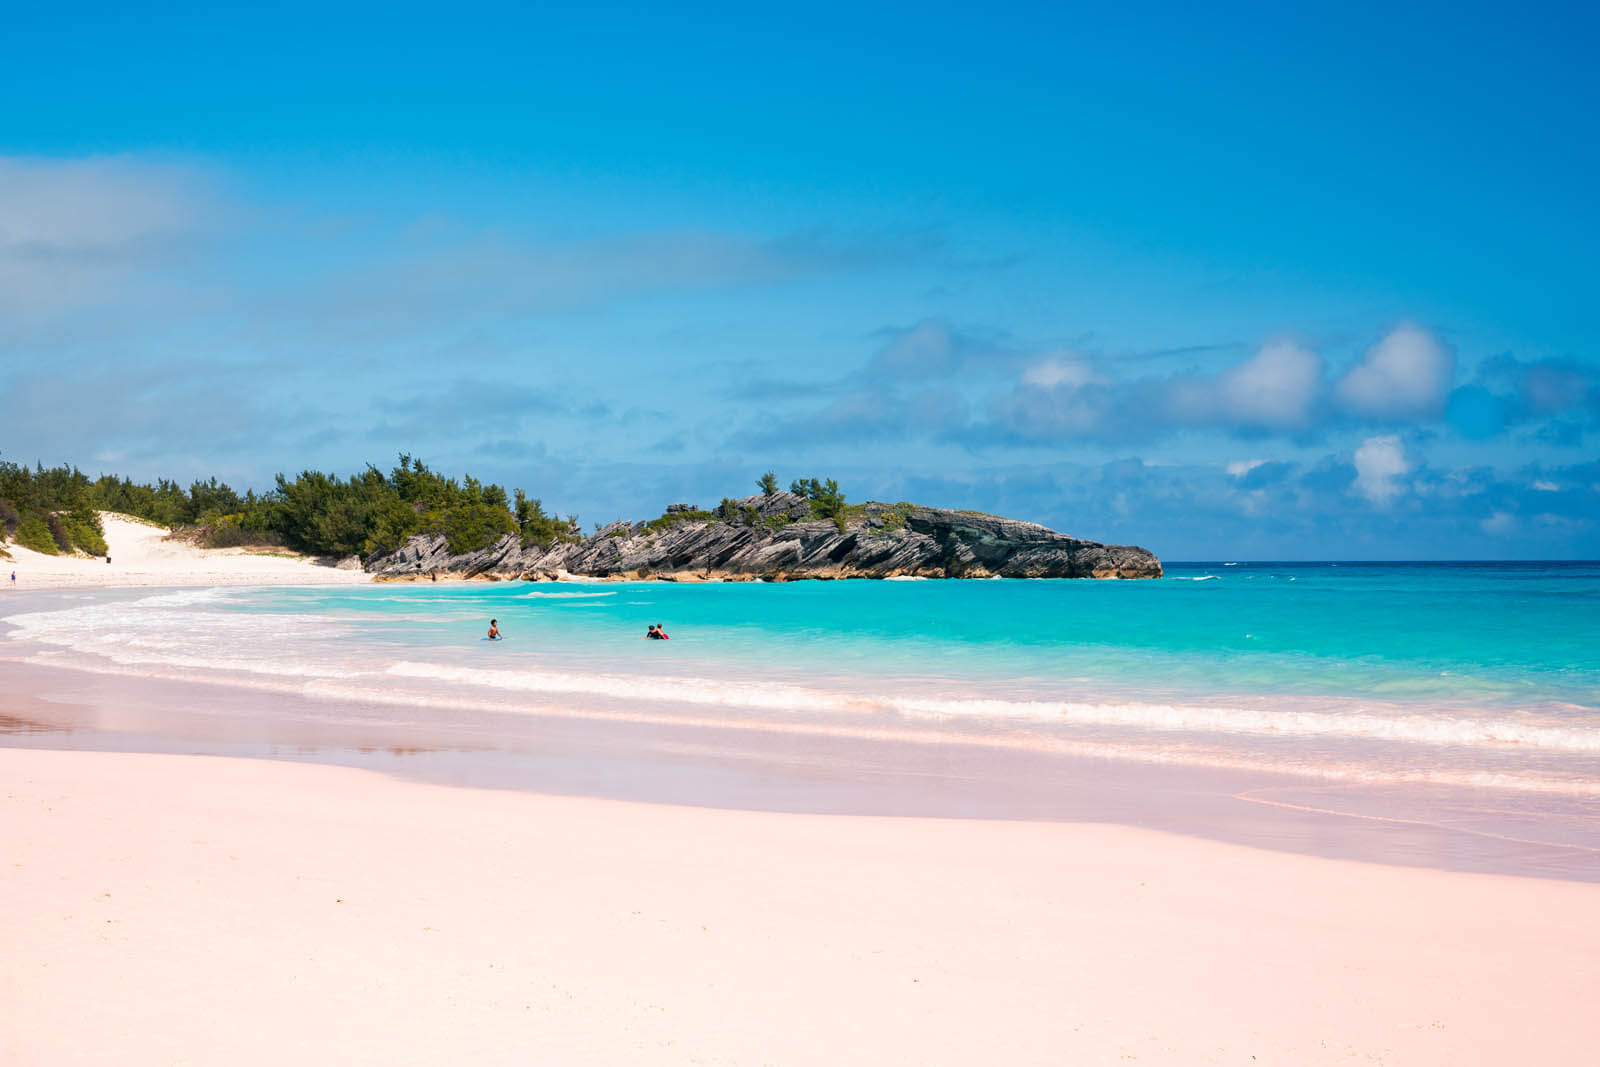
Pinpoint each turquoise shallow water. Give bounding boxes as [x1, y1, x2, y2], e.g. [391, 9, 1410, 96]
[6, 562, 1599, 795]
[258, 561, 1600, 709]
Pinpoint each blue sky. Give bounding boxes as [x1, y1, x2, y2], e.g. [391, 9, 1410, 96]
[2, 1, 1597, 558]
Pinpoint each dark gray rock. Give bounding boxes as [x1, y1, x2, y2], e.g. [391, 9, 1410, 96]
[366, 493, 1162, 582]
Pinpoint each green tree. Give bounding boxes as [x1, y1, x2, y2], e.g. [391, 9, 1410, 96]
[810, 479, 846, 531]
[758, 471, 779, 497]
[14, 514, 57, 554]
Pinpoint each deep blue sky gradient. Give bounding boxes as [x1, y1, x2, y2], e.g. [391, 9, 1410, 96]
[2, 2, 1597, 557]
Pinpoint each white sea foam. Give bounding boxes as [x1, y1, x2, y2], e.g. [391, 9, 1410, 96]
[385, 660, 874, 715]
[889, 695, 1600, 752]
[4, 594, 355, 679]
[517, 591, 618, 599]
[381, 661, 1600, 755]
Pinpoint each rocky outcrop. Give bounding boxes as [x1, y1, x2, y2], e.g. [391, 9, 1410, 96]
[366, 491, 1162, 582]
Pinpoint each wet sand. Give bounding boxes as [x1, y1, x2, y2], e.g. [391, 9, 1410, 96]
[6, 658, 1598, 882]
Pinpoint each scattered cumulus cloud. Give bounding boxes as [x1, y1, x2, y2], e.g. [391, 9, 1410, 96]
[1335, 323, 1455, 419]
[1215, 340, 1324, 430]
[1022, 356, 1101, 390]
[1481, 511, 1517, 536]
[768, 320, 1572, 454]
[1352, 434, 1412, 505]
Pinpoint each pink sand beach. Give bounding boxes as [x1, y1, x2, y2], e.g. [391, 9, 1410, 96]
[4, 746, 1596, 1066]
[3, 519, 1597, 1064]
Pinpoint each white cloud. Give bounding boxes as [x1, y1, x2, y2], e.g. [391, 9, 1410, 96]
[1532, 480, 1560, 491]
[1022, 355, 1100, 390]
[0, 155, 214, 321]
[1334, 324, 1455, 419]
[1219, 340, 1323, 429]
[1226, 458, 1268, 478]
[1481, 511, 1517, 536]
[1159, 340, 1324, 433]
[1353, 434, 1412, 505]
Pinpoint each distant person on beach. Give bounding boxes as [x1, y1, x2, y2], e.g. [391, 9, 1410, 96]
[487, 619, 500, 640]
[9, 570, 14, 586]
[649, 623, 669, 640]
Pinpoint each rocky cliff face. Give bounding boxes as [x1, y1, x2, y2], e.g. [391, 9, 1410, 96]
[367, 491, 1162, 582]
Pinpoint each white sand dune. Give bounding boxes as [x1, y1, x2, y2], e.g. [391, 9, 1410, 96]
[2, 512, 370, 589]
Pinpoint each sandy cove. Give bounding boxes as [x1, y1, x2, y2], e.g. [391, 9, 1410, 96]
[2, 746, 1595, 1066]
[2, 513, 372, 589]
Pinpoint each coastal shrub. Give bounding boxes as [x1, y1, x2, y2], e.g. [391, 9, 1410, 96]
[71, 521, 108, 556]
[514, 490, 573, 549]
[743, 505, 760, 526]
[644, 508, 717, 533]
[716, 497, 741, 522]
[424, 502, 518, 556]
[809, 479, 847, 525]
[7, 452, 576, 564]
[203, 517, 286, 549]
[14, 514, 57, 555]
[47, 514, 73, 553]
[91, 473, 194, 527]
[788, 477, 847, 525]
[185, 478, 243, 525]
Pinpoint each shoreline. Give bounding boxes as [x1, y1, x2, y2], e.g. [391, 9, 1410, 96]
[6, 656, 1597, 883]
[4, 744, 1596, 1065]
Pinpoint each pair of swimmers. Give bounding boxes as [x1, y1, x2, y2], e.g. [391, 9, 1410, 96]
[486, 618, 669, 641]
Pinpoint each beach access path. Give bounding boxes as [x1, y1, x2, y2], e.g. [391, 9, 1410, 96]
[2, 512, 372, 589]
[3, 746, 1595, 1066]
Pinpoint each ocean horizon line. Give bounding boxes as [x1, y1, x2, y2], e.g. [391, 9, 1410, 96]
[1167, 558, 1600, 566]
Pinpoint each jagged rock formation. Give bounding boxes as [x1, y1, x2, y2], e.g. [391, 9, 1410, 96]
[368, 491, 1161, 582]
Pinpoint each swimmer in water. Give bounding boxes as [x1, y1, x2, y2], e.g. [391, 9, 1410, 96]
[487, 619, 500, 640]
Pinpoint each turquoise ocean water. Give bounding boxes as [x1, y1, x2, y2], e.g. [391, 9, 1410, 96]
[6, 562, 1598, 798]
